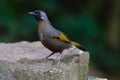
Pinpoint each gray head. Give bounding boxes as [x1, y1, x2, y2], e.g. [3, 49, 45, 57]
[28, 10, 48, 21]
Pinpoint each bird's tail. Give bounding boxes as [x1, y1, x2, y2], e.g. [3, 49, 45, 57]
[71, 41, 87, 51]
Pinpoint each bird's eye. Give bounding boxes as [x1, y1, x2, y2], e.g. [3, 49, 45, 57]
[35, 12, 40, 16]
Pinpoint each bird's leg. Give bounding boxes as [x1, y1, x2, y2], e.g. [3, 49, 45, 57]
[40, 52, 55, 62]
[52, 54, 62, 67]
[56, 53, 62, 64]
[46, 52, 55, 59]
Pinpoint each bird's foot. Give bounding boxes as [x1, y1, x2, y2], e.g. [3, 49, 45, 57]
[40, 57, 48, 63]
[53, 61, 61, 67]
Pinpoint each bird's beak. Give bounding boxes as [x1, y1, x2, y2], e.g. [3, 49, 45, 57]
[28, 12, 36, 16]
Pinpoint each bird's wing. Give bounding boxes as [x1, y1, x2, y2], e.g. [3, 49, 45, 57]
[49, 29, 88, 51]
[71, 41, 88, 51]
[48, 27, 71, 43]
[50, 32, 71, 43]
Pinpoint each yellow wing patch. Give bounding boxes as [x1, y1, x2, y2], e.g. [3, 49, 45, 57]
[71, 41, 80, 47]
[59, 34, 70, 43]
[71, 41, 87, 51]
[51, 34, 70, 43]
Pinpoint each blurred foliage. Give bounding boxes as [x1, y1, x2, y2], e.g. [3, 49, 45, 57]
[0, 0, 120, 79]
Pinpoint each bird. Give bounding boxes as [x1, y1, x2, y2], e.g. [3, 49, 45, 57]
[28, 10, 87, 62]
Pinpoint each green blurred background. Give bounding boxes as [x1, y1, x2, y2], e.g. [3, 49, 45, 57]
[0, 0, 119, 80]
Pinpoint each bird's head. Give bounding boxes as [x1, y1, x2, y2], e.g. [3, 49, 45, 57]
[28, 10, 48, 21]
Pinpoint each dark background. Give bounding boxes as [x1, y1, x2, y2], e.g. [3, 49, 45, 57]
[0, 0, 119, 80]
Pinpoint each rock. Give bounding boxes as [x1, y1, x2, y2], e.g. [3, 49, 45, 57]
[0, 41, 106, 80]
[0, 41, 89, 80]
[86, 76, 108, 80]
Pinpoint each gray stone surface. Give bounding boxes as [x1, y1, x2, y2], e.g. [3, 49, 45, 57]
[87, 76, 108, 80]
[0, 41, 89, 80]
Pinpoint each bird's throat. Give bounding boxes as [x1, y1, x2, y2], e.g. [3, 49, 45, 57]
[38, 20, 45, 28]
[38, 20, 51, 29]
